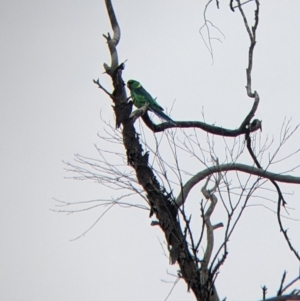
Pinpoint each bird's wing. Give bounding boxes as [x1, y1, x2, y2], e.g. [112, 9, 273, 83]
[136, 86, 164, 111]
[132, 88, 148, 108]
[131, 86, 176, 125]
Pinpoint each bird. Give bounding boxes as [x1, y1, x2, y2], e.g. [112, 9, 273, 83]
[127, 79, 176, 125]
[250, 119, 262, 131]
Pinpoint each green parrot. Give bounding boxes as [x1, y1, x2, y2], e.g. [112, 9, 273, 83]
[127, 79, 176, 125]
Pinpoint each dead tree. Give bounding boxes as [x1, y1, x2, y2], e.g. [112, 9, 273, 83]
[59, 1, 300, 300]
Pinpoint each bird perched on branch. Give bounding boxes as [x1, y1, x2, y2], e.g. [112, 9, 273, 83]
[127, 79, 176, 125]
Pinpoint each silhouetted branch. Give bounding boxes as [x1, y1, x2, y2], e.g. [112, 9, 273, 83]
[201, 173, 221, 269]
[261, 294, 300, 301]
[236, 0, 259, 98]
[281, 271, 300, 295]
[176, 163, 300, 207]
[277, 194, 300, 261]
[141, 95, 260, 135]
[199, 0, 225, 62]
[278, 271, 288, 296]
[262, 285, 268, 300]
[93, 78, 114, 98]
[231, 0, 255, 10]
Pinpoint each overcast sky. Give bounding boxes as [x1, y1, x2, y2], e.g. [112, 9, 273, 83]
[1, 1, 300, 301]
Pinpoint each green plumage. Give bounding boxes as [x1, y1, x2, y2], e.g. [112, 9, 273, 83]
[127, 80, 176, 125]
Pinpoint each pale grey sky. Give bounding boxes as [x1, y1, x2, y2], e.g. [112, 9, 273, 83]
[1, 1, 300, 301]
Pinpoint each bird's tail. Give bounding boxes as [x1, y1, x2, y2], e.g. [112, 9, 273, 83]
[150, 107, 177, 126]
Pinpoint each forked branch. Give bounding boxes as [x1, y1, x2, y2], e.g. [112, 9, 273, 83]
[236, 0, 259, 98]
[103, 0, 121, 75]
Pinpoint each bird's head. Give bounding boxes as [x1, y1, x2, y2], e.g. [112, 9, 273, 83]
[127, 80, 141, 90]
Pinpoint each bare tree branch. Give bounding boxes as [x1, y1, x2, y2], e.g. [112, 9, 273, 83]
[236, 0, 259, 98]
[278, 271, 288, 296]
[140, 96, 260, 135]
[199, 0, 225, 63]
[261, 294, 300, 301]
[103, 0, 121, 74]
[176, 163, 300, 207]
